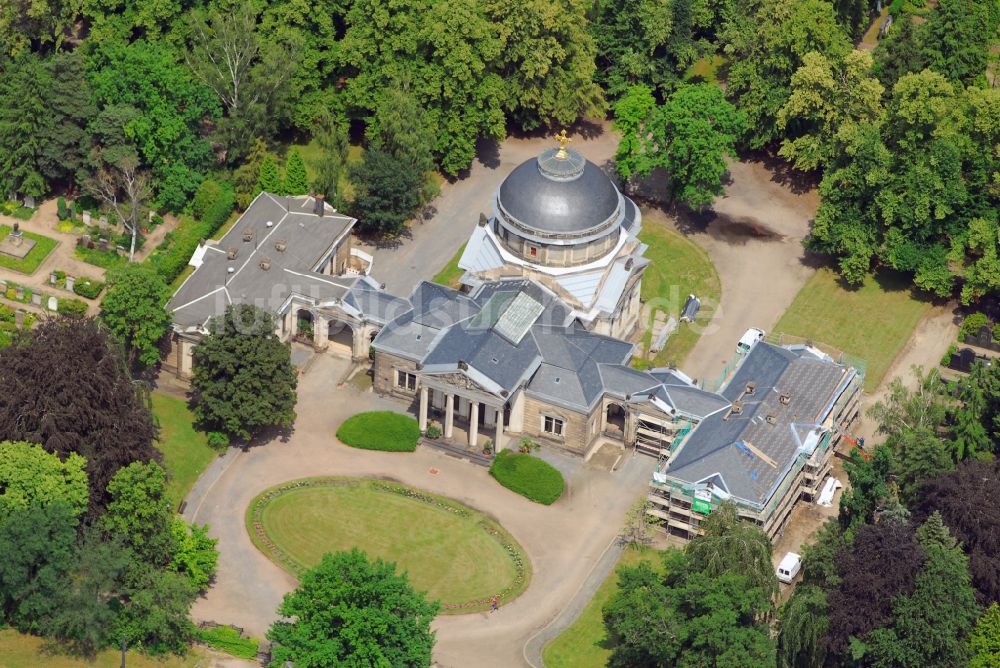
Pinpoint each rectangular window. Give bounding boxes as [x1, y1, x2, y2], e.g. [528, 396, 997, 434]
[529, 246, 538, 257]
[396, 370, 417, 391]
[543, 415, 565, 436]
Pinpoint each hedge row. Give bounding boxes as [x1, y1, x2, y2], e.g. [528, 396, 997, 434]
[150, 181, 235, 285]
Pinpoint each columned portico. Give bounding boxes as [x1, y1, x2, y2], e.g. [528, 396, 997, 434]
[419, 373, 508, 451]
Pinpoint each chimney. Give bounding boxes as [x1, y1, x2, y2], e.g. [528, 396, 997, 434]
[259, 257, 271, 271]
[779, 391, 791, 405]
[478, 212, 488, 227]
[314, 194, 325, 217]
[275, 239, 287, 252]
[226, 247, 238, 260]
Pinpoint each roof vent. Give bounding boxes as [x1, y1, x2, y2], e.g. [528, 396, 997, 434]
[766, 412, 777, 425]
[259, 257, 271, 271]
[779, 392, 791, 405]
[745, 382, 756, 395]
[243, 229, 253, 243]
[458, 360, 469, 371]
[275, 239, 287, 252]
[554, 377, 560, 383]
[226, 247, 238, 260]
[265, 220, 273, 228]
[731, 400, 744, 415]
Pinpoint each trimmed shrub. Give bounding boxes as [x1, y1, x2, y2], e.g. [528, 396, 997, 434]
[194, 626, 259, 660]
[57, 298, 88, 318]
[489, 451, 565, 505]
[961, 312, 989, 341]
[72, 277, 105, 299]
[336, 411, 420, 452]
[206, 431, 230, 450]
[0, 304, 13, 322]
[57, 196, 69, 221]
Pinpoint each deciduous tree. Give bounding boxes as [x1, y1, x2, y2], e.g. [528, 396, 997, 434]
[0, 441, 88, 519]
[191, 304, 297, 441]
[0, 318, 159, 516]
[268, 549, 439, 668]
[100, 263, 173, 369]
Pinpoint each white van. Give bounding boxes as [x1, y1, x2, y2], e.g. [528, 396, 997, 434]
[737, 327, 765, 354]
[776, 552, 801, 584]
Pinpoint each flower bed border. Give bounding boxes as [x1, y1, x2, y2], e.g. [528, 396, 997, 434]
[245, 477, 531, 614]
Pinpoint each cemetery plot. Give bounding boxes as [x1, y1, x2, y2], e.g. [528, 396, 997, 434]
[0, 224, 57, 275]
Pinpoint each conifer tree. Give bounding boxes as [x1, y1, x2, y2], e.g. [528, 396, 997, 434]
[283, 149, 309, 196]
[257, 156, 282, 195]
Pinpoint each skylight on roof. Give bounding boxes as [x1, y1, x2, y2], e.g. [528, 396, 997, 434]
[494, 292, 544, 344]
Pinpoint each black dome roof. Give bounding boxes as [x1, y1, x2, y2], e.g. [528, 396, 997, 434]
[497, 148, 621, 236]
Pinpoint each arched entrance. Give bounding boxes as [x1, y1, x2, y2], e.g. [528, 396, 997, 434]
[606, 403, 626, 434]
[327, 319, 355, 356]
[295, 309, 314, 342]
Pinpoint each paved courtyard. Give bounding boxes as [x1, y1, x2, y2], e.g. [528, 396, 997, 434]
[186, 353, 655, 668]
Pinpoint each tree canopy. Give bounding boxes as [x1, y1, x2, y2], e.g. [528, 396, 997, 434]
[0, 317, 159, 516]
[268, 548, 439, 667]
[191, 304, 298, 441]
[100, 263, 173, 369]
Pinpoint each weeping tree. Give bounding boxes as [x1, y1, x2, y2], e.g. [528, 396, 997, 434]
[0, 317, 159, 516]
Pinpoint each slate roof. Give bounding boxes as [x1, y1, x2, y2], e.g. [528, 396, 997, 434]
[169, 193, 363, 330]
[373, 276, 731, 415]
[664, 343, 857, 508]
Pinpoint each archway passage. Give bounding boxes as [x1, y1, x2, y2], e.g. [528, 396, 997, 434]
[295, 309, 314, 342]
[327, 319, 354, 355]
[606, 403, 626, 433]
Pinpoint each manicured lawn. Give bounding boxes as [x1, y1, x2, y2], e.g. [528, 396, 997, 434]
[636, 223, 721, 369]
[542, 547, 660, 668]
[152, 392, 219, 509]
[0, 629, 204, 668]
[773, 268, 932, 391]
[336, 410, 420, 452]
[0, 224, 58, 275]
[247, 478, 530, 611]
[489, 450, 565, 505]
[194, 626, 259, 660]
[432, 242, 466, 288]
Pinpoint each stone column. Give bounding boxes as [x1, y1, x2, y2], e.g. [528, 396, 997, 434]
[494, 408, 503, 452]
[418, 386, 429, 432]
[469, 401, 480, 446]
[313, 315, 328, 349]
[444, 394, 455, 439]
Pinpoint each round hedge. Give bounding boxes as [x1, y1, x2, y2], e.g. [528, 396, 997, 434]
[336, 411, 420, 452]
[489, 450, 565, 505]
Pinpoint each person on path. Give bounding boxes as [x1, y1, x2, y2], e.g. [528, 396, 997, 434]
[491, 595, 499, 613]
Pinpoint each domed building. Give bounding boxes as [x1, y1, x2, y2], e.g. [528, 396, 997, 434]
[457, 135, 648, 339]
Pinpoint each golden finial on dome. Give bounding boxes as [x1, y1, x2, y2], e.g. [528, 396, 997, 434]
[554, 129, 572, 158]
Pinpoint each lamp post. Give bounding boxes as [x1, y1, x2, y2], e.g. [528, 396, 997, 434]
[120, 632, 127, 668]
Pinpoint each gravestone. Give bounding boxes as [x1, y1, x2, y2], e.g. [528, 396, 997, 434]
[0, 279, 6, 292]
[98, 216, 109, 228]
[49, 272, 58, 286]
[15, 287, 24, 300]
[82, 210, 91, 225]
[65, 275, 75, 291]
[13, 310, 22, 327]
[47, 296, 57, 311]
[31, 293, 41, 306]
[23, 195, 35, 209]
[99, 239, 109, 251]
